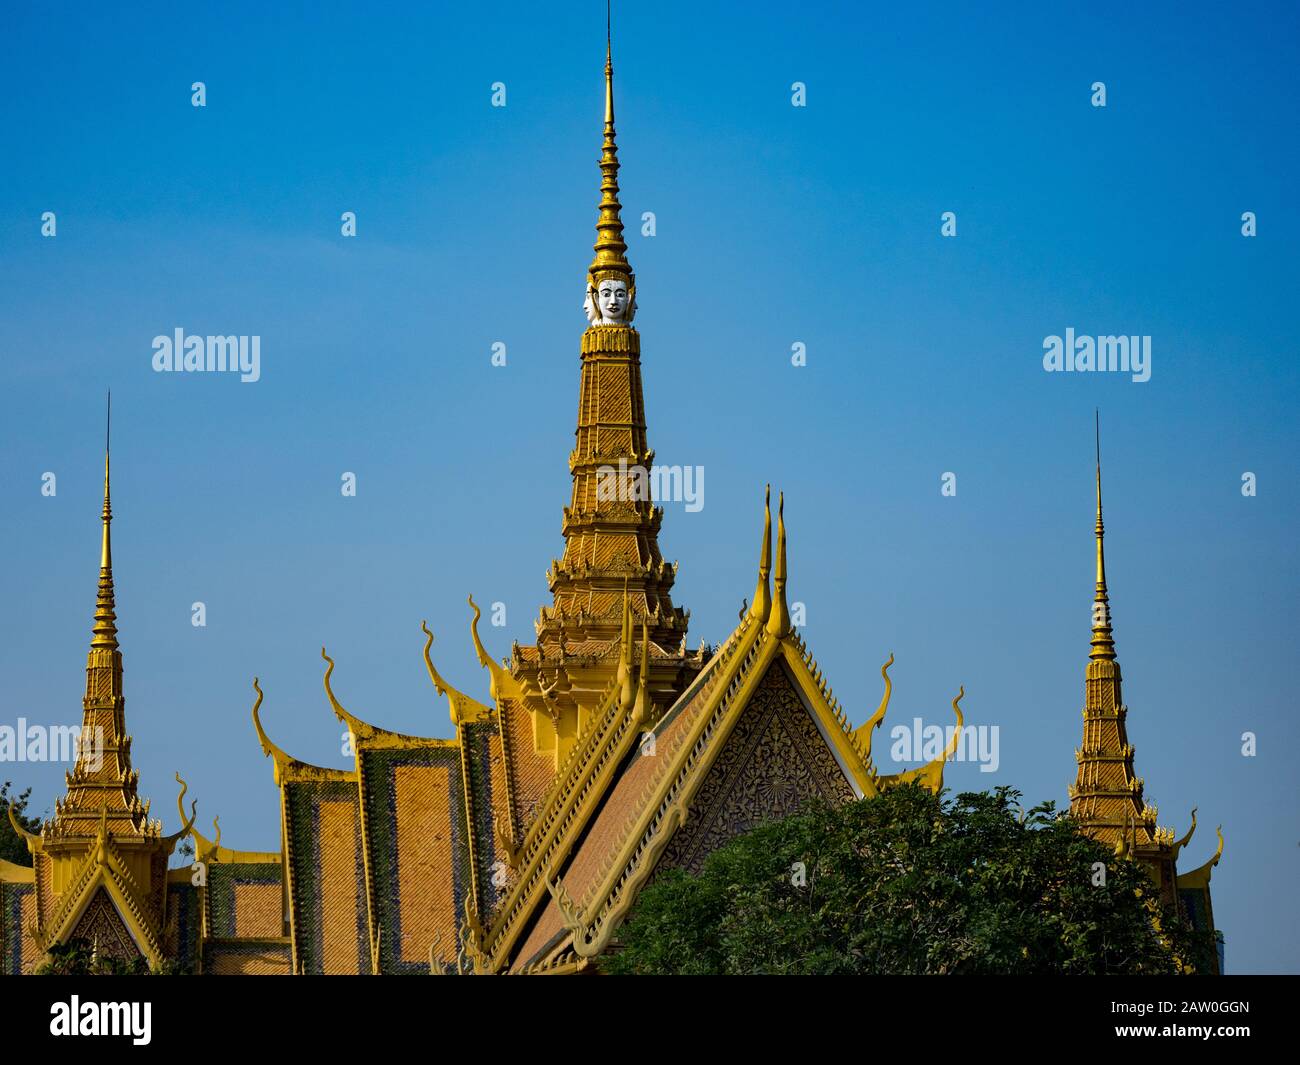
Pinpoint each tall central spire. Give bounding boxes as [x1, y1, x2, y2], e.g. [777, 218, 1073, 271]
[1069, 415, 1185, 905]
[1070, 414, 1163, 852]
[509, 16, 698, 744]
[46, 395, 156, 841]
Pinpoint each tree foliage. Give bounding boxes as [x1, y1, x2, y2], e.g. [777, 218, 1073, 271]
[34, 939, 189, 976]
[604, 785, 1213, 975]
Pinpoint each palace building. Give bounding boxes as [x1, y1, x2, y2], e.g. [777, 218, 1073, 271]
[1, 31, 1220, 976]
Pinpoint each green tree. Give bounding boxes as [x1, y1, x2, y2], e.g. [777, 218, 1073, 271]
[605, 785, 1214, 975]
[33, 939, 190, 975]
[0, 781, 42, 867]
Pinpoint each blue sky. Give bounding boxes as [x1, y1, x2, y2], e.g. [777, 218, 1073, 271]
[1, 1, 1296, 973]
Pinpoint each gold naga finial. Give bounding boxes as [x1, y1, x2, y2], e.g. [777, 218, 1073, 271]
[250, 678, 272, 752]
[467, 596, 486, 662]
[633, 621, 652, 723]
[321, 646, 367, 738]
[877, 685, 964, 794]
[467, 594, 524, 704]
[852, 654, 894, 757]
[421, 620, 493, 726]
[1171, 807, 1198, 861]
[588, 3, 634, 296]
[1209, 825, 1224, 866]
[942, 687, 965, 761]
[1090, 410, 1116, 661]
[7, 796, 40, 846]
[617, 581, 635, 711]
[91, 390, 119, 652]
[467, 594, 503, 674]
[421, 621, 448, 697]
[1113, 809, 1138, 860]
[766, 492, 791, 638]
[165, 772, 198, 853]
[748, 485, 772, 623]
[250, 677, 293, 785]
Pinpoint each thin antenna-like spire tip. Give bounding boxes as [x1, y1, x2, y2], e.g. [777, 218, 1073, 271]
[1089, 415, 1116, 660]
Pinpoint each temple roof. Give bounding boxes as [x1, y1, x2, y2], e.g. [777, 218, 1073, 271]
[481, 491, 964, 973]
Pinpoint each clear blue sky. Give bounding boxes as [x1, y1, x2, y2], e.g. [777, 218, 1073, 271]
[1, 1, 1296, 973]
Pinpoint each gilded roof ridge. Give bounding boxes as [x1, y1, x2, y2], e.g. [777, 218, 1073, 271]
[487, 685, 645, 952]
[485, 621, 756, 966]
[563, 627, 772, 947]
[507, 618, 769, 969]
[547, 612, 963, 959]
[790, 633, 878, 780]
[512, 672, 625, 865]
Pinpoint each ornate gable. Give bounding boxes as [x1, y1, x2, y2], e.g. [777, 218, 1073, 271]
[496, 490, 965, 974]
[68, 886, 141, 964]
[655, 658, 857, 875]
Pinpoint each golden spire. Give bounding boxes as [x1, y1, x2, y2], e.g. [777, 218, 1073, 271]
[766, 492, 791, 638]
[589, 2, 632, 289]
[50, 391, 156, 843]
[1090, 411, 1115, 661]
[92, 392, 119, 651]
[749, 485, 772, 622]
[516, 6, 698, 725]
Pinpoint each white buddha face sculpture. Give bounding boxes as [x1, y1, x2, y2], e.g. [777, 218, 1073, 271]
[599, 279, 629, 321]
[584, 277, 634, 325]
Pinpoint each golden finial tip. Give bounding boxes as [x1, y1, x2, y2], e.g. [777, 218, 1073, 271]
[750, 485, 774, 622]
[766, 490, 791, 637]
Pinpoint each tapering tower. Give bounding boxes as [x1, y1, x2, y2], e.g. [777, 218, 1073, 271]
[47, 415, 155, 841]
[7, 404, 189, 968]
[1068, 417, 1180, 904]
[509, 23, 700, 738]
